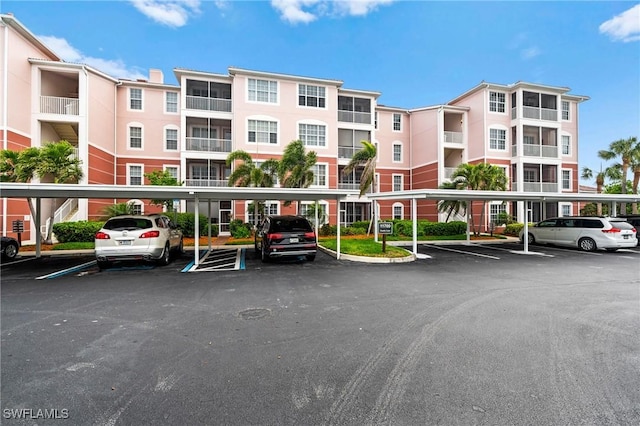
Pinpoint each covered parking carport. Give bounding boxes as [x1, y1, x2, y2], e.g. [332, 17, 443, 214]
[0, 183, 352, 264]
[367, 189, 640, 255]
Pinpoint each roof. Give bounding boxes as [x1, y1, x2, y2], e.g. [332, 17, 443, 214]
[447, 80, 589, 105]
[1, 14, 60, 61]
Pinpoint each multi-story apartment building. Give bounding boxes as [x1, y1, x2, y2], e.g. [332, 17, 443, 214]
[1, 14, 588, 242]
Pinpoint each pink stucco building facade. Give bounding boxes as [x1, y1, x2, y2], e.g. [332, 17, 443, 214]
[1, 14, 588, 241]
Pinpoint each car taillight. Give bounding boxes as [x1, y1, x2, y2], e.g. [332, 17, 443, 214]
[140, 230, 160, 238]
[304, 232, 316, 238]
[95, 232, 110, 239]
[602, 228, 621, 233]
[268, 233, 283, 240]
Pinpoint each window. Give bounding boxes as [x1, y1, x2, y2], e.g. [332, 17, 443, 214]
[299, 123, 326, 147]
[300, 201, 329, 225]
[393, 113, 402, 131]
[312, 164, 327, 187]
[255, 160, 278, 185]
[248, 119, 278, 144]
[298, 84, 326, 108]
[166, 92, 178, 113]
[128, 165, 143, 185]
[489, 91, 505, 113]
[523, 135, 535, 145]
[129, 126, 142, 149]
[393, 202, 404, 220]
[165, 128, 178, 151]
[247, 200, 279, 224]
[126, 199, 143, 215]
[489, 128, 506, 150]
[490, 203, 507, 224]
[130, 88, 142, 110]
[393, 174, 403, 192]
[248, 78, 277, 103]
[560, 203, 572, 217]
[524, 169, 536, 182]
[562, 169, 571, 190]
[562, 101, 570, 120]
[164, 166, 178, 180]
[393, 143, 402, 162]
[561, 135, 570, 155]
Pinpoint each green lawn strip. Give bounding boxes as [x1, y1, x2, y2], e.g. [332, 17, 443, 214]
[52, 242, 95, 250]
[319, 238, 410, 258]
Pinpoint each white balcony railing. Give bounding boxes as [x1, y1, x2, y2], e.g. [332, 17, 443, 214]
[338, 183, 360, 191]
[40, 96, 79, 115]
[338, 146, 363, 159]
[185, 137, 232, 153]
[513, 182, 559, 192]
[521, 106, 558, 121]
[338, 110, 371, 124]
[521, 144, 558, 158]
[185, 179, 229, 187]
[185, 96, 232, 112]
[444, 131, 463, 144]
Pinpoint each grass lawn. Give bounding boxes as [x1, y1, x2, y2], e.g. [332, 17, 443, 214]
[319, 237, 411, 258]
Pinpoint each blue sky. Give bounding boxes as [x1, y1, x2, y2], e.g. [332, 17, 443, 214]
[3, 1, 639, 185]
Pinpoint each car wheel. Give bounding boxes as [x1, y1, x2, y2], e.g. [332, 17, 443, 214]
[97, 260, 111, 270]
[527, 233, 535, 245]
[158, 243, 171, 265]
[306, 254, 316, 262]
[177, 238, 184, 255]
[578, 237, 597, 252]
[3, 241, 18, 259]
[261, 244, 269, 263]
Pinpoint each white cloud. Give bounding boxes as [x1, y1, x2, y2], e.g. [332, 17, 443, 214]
[38, 35, 146, 81]
[129, 0, 202, 28]
[599, 4, 640, 42]
[271, 0, 394, 24]
[521, 46, 541, 60]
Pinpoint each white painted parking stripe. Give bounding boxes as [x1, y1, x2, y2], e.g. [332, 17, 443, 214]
[426, 245, 500, 259]
[471, 244, 555, 257]
[36, 260, 97, 280]
[187, 248, 243, 272]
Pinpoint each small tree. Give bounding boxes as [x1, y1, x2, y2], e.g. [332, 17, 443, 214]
[144, 169, 182, 213]
[100, 202, 138, 220]
[278, 140, 317, 214]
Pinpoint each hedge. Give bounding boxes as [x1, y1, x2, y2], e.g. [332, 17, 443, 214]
[52, 221, 104, 243]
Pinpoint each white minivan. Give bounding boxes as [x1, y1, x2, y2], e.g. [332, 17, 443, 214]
[520, 216, 637, 252]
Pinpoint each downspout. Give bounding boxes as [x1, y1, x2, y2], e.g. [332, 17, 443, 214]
[2, 20, 8, 236]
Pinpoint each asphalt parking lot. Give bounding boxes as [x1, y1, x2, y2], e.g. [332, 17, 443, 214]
[1, 242, 639, 425]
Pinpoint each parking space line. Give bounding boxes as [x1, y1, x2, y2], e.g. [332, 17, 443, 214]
[186, 248, 244, 272]
[426, 245, 500, 259]
[1, 257, 37, 267]
[36, 261, 97, 280]
[471, 244, 555, 257]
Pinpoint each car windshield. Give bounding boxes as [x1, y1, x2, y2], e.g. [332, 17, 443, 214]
[271, 218, 312, 233]
[104, 218, 153, 231]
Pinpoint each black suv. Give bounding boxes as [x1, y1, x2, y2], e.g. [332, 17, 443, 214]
[616, 215, 640, 242]
[254, 215, 317, 262]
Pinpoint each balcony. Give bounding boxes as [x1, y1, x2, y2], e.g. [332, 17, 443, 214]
[185, 179, 229, 187]
[512, 182, 558, 192]
[40, 96, 79, 115]
[338, 146, 363, 159]
[186, 137, 232, 153]
[338, 110, 371, 124]
[444, 131, 463, 144]
[512, 143, 558, 158]
[338, 182, 361, 191]
[185, 96, 232, 112]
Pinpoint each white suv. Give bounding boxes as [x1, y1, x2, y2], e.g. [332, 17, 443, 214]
[95, 214, 183, 269]
[520, 216, 637, 252]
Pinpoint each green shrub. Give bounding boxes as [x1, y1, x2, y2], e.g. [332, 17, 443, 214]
[205, 223, 219, 237]
[229, 219, 251, 239]
[174, 212, 208, 237]
[52, 221, 104, 243]
[320, 224, 336, 236]
[504, 223, 524, 236]
[351, 221, 371, 230]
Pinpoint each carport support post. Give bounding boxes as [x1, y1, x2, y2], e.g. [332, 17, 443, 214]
[412, 198, 417, 255]
[466, 205, 471, 244]
[520, 201, 529, 253]
[208, 199, 212, 252]
[35, 198, 41, 258]
[336, 201, 341, 260]
[612, 202, 617, 217]
[195, 196, 200, 266]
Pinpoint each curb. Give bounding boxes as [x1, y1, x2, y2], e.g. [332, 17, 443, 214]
[318, 245, 416, 264]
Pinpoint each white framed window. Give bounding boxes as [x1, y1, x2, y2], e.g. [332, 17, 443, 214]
[163, 165, 179, 180]
[300, 201, 329, 225]
[562, 101, 570, 121]
[127, 199, 144, 215]
[129, 88, 142, 110]
[254, 160, 279, 185]
[248, 119, 278, 144]
[246, 200, 279, 224]
[524, 169, 537, 182]
[392, 174, 403, 192]
[489, 128, 506, 150]
[560, 203, 572, 216]
[393, 113, 402, 131]
[392, 202, 404, 220]
[165, 91, 178, 113]
[562, 169, 571, 190]
[311, 163, 328, 187]
[489, 202, 507, 224]
[392, 142, 402, 162]
[165, 127, 178, 151]
[128, 124, 143, 149]
[375, 173, 380, 191]
[299, 123, 326, 147]
[561, 135, 570, 156]
[298, 84, 326, 108]
[248, 78, 277, 103]
[127, 164, 143, 186]
[523, 135, 535, 145]
[489, 91, 506, 113]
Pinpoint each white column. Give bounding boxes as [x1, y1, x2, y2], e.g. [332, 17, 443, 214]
[195, 196, 200, 266]
[412, 198, 417, 255]
[336, 200, 341, 260]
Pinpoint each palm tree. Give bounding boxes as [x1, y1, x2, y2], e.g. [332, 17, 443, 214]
[581, 166, 605, 215]
[451, 163, 507, 235]
[437, 181, 467, 221]
[226, 150, 279, 225]
[101, 202, 137, 220]
[598, 137, 638, 213]
[278, 140, 318, 213]
[0, 147, 42, 223]
[342, 140, 377, 197]
[630, 141, 640, 213]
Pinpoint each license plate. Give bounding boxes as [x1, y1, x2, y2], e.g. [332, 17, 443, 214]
[119, 240, 132, 245]
[623, 235, 629, 239]
[289, 237, 299, 243]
